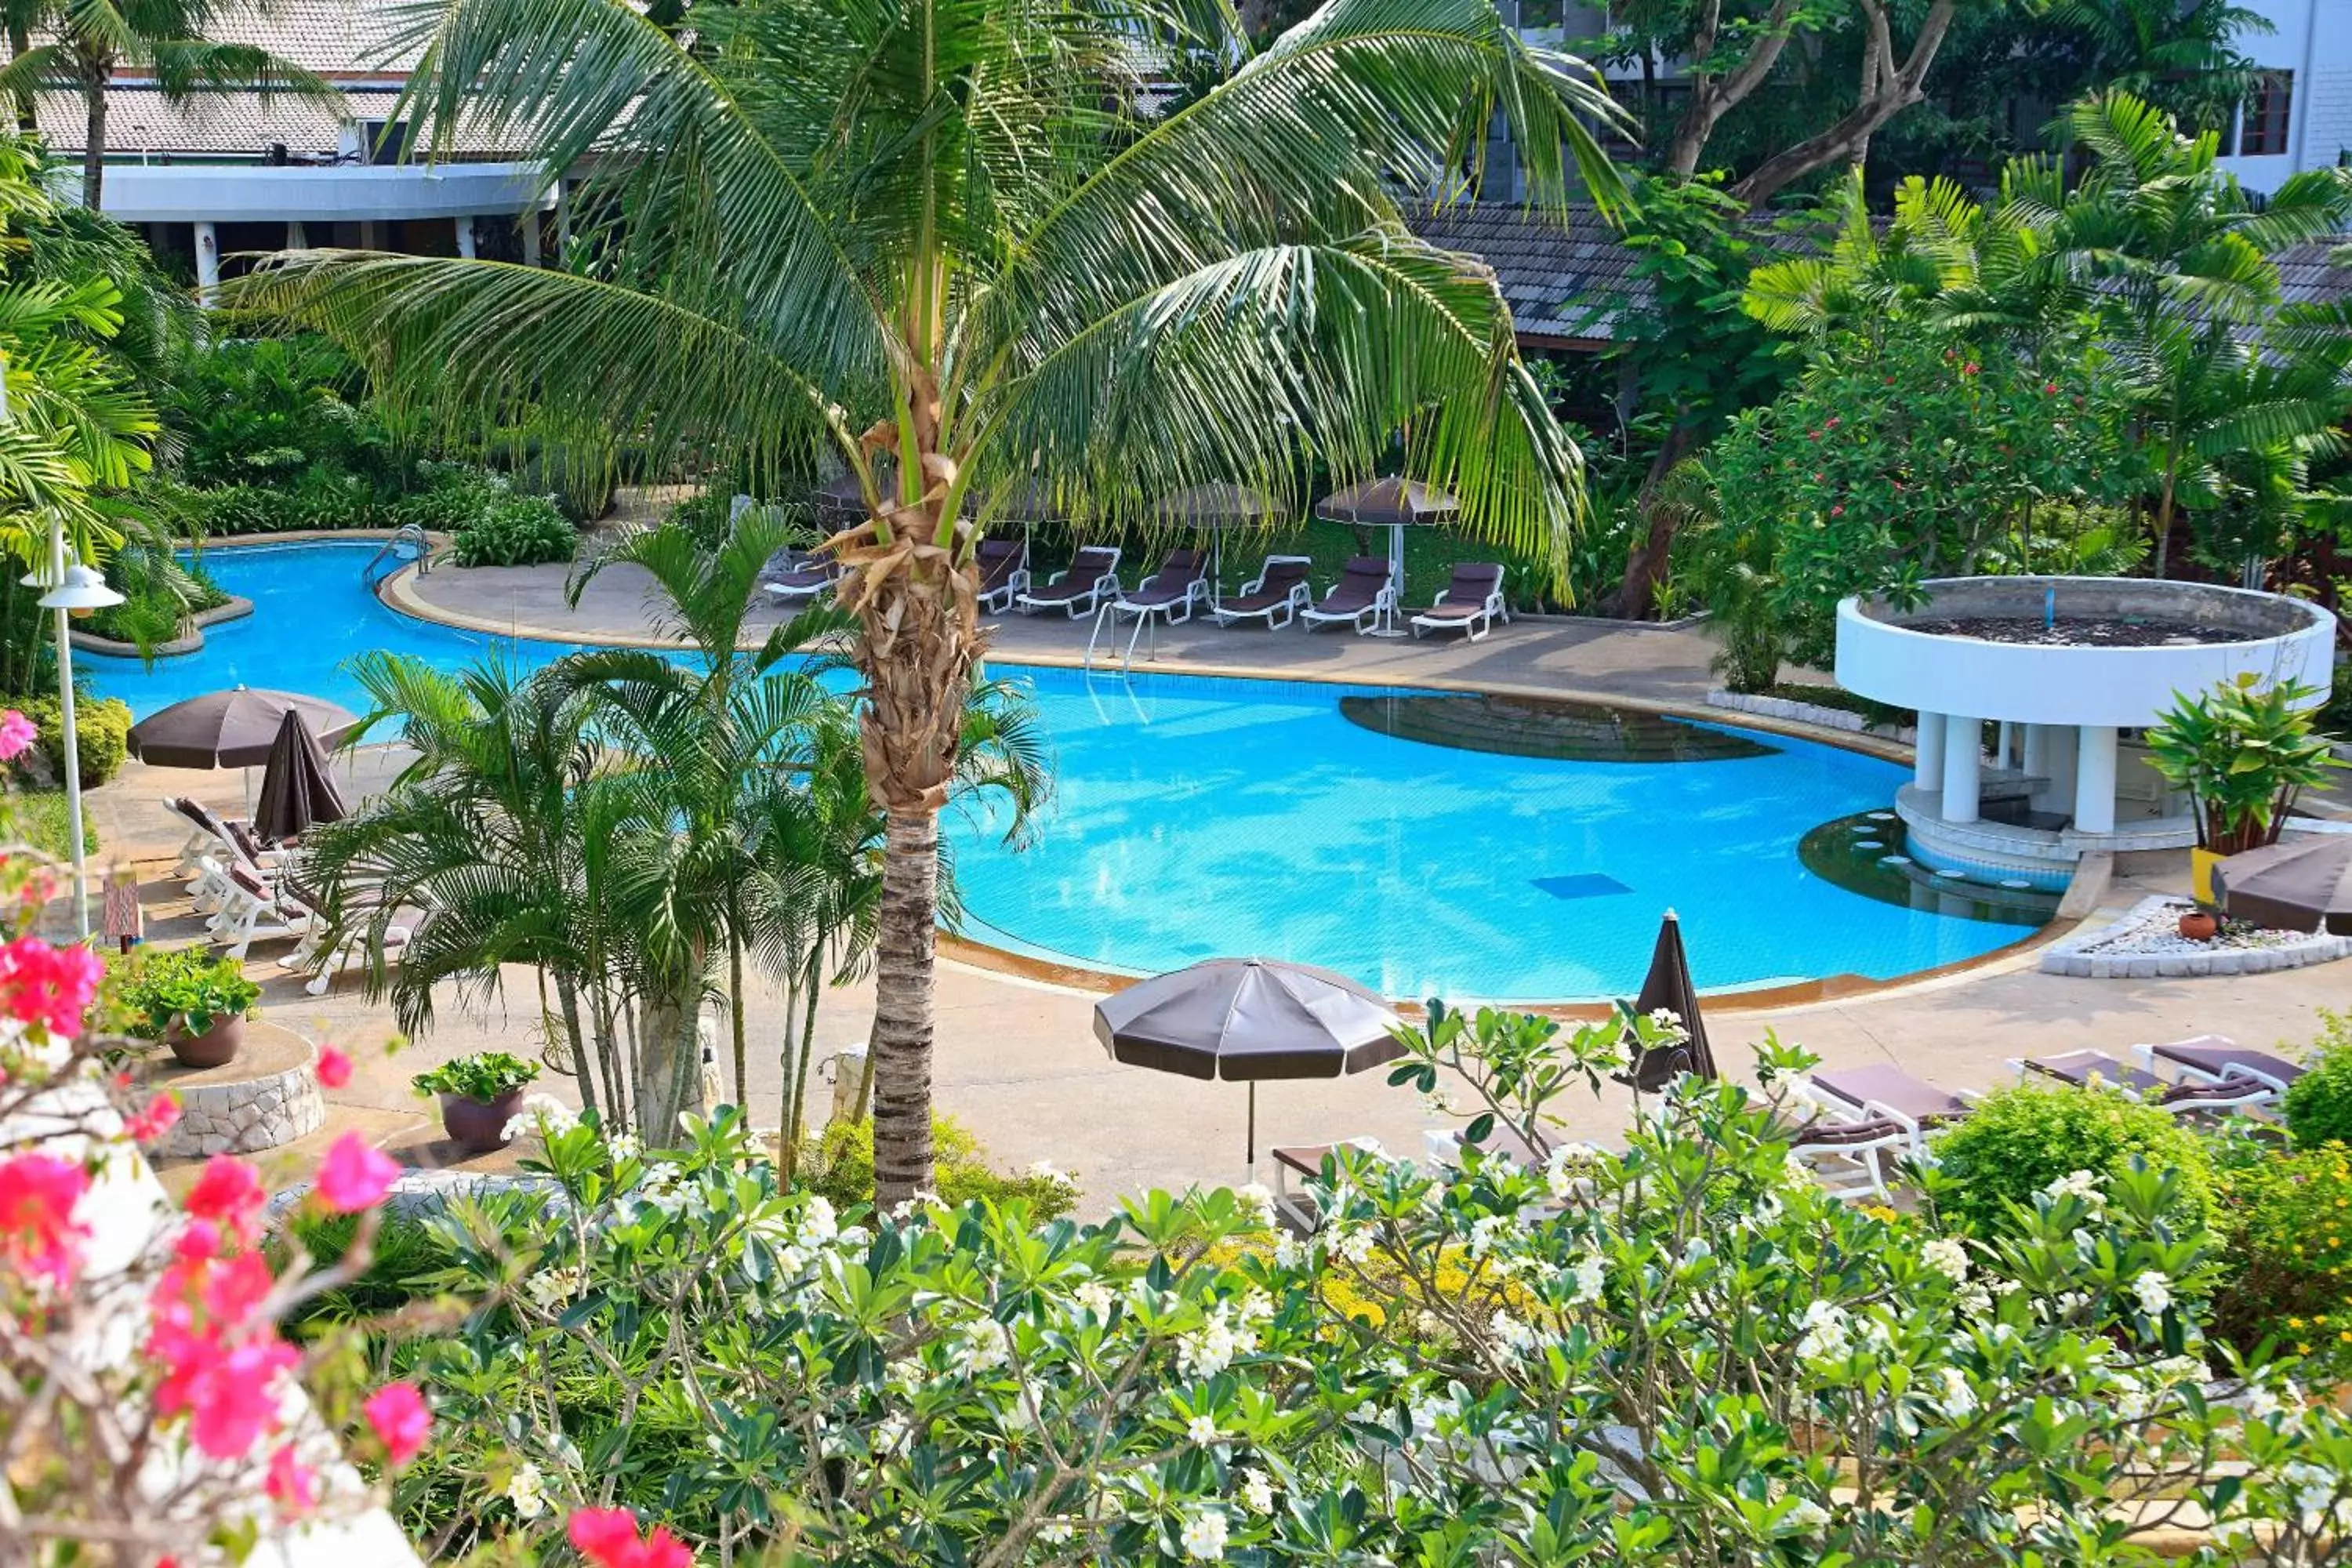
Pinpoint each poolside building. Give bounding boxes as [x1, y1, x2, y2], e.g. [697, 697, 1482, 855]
[1835, 577, 2338, 882]
[29, 0, 559, 291]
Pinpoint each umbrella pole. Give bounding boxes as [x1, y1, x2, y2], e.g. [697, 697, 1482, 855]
[1367, 521, 1410, 638]
[1247, 1080, 1256, 1174]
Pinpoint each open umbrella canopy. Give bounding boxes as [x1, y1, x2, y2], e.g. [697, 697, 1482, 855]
[253, 709, 349, 842]
[1619, 910, 1715, 1093]
[1315, 477, 1459, 525]
[1154, 485, 1282, 527]
[1094, 957, 1403, 1082]
[127, 688, 360, 771]
[2216, 837, 2352, 934]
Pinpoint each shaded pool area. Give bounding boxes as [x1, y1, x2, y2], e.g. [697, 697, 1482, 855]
[87, 543, 2044, 1003]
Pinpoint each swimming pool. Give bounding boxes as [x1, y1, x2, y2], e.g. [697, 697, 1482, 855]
[85, 543, 2037, 1000]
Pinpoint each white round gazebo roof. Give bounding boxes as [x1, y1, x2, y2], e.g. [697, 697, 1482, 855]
[1836, 577, 2337, 728]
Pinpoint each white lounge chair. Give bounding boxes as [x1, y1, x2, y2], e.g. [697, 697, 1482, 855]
[2132, 1035, 2305, 1097]
[1299, 557, 1396, 635]
[1085, 548, 1210, 670]
[1015, 546, 1123, 618]
[1794, 1065, 1980, 1162]
[1210, 556, 1314, 630]
[1409, 562, 1508, 642]
[975, 537, 1031, 613]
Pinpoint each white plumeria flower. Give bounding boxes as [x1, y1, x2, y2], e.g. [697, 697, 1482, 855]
[1238, 1471, 1274, 1515]
[1921, 1236, 1969, 1283]
[2132, 1270, 2174, 1319]
[1026, 1159, 1077, 1189]
[1179, 1507, 1229, 1562]
[504, 1461, 546, 1520]
[1186, 1414, 1221, 1445]
[1566, 1253, 1606, 1306]
[1793, 1300, 1850, 1363]
[1778, 1496, 1830, 1532]
[1234, 1182, 1280, 1231]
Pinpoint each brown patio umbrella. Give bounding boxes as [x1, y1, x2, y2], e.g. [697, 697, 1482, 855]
[127, 687, 360, 771]
[1094, 957, 1405, 1164]
[1316, 479, 1460, 636]
[253, 709, 349, 843]
[2214, 837, 2352, 934]
[1153, 485, 1283, 601]
[1617, 910, 1716, 1094]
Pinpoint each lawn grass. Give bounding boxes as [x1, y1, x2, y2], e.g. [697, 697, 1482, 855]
[5, 789, 98, 858]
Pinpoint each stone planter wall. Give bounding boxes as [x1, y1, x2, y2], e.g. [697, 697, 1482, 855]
[1705, 689, 1915, 742]
[2038, 895, 2352, 979]
[149, 1022, 328, 1158]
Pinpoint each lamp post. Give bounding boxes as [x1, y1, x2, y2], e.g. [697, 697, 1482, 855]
[23, 524, 122, 938]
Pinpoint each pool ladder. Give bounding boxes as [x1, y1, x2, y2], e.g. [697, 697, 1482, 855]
[362, 524, 431, 589]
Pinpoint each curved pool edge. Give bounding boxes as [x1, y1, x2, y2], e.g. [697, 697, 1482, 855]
[377, 546, 2064, 1007]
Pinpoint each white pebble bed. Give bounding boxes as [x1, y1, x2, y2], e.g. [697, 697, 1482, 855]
[2039, 895, 2352, 979]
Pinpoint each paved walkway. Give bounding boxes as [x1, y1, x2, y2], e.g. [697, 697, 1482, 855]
[78, 555, 2352, 1214]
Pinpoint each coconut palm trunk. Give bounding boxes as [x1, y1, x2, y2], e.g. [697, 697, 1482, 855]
[238, 0, 1624, 1203]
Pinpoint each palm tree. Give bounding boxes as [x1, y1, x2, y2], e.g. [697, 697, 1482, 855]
[0, 0, 338, 209]
[237, 0, 1622, 1202]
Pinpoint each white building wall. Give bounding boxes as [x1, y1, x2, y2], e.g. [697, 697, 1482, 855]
[2216, 0, 2352, 191]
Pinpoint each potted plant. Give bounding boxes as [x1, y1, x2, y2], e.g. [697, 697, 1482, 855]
[2177, 908, 2220, 942]
[412, 1052, 543, 1152]
[123, 946, 262, 1069]
[2146, 674, 2345, 904]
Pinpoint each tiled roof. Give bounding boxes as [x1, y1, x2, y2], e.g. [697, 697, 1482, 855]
[38, 87, 399, 158]
[32, 0, 412, 77]
[1413, 201, 2352, 345]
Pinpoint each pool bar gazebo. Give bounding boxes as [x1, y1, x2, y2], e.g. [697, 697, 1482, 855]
[1835, 578, 2337, 879]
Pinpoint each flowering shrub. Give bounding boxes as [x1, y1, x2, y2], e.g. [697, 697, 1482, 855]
[339, 999, 2352, 1564]
[1928, 1079, 2218, 1240]
[2212, 1137, 2352, 1378]
[797, 1109, 1081, 1219]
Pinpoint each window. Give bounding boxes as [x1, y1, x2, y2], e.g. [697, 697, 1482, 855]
[2241, 71, 2294, 157]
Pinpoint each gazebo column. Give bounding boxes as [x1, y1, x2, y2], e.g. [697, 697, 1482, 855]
[2074, 725, 2119, 836]
[520, 211, 541, 266]
[1941, 713, 1982, 824]
[456, 216, 477, 259]
[193, 221, 220, 305]
[285, 220, 308, 249]
[2043, 725, 2078, 816]
[1995, 720, 2015, 770]
[2020, 722, 2048, 782]
[1913, 710, 1946, 792]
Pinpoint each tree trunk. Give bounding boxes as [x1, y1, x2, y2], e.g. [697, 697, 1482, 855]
[554, 970, 598, 1123]
[727, 924, 747, 1109]
[1607, 422, 1700, 619]
[79, 64, 107, 212]
[634, 978, 706, 1146]
[8, 20, 34, 132]
[1663, 0, 1802, 179]
[870, 808, 938, 1205]
[1730, 0, 1955, 209]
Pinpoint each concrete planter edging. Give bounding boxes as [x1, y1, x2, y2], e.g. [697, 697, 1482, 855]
[67, 594, 253, 659]
[2038, 894, 2352, 979]
[1705, 689, 1916, 743]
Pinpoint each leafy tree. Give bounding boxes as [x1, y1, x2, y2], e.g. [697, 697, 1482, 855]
[0, 0, 338, 208]
[240, 0, 1624, 1200]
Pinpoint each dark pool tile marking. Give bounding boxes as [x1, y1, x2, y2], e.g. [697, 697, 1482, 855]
[1532, 873, 1634, 902]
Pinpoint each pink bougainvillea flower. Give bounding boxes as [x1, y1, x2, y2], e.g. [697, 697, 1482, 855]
[363, 1381, 430, 1466]
[1829, 505, 1846, 517]
[125, 1093, 181, 1143]
[313, 1133, 398, 1214]
[153, 1330, 298, 1458]
[0, 1152, 89, 1287]
[265, 1443, 320, 1515]
[314, 1044, 353, 1089]
[174, 1217, 221, 1262]
[0, 708, 36, 761]
[184, 1156, 266, 1246]
[568, 1509, 691, 1568]
[0, 935, 104, 1040]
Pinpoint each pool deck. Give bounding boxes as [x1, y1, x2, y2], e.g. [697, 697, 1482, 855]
[78, 552, 2352, 1213]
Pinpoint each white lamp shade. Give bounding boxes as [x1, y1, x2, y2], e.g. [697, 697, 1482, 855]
[38, 564, 124, 610]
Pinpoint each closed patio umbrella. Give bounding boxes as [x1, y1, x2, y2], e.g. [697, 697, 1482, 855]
[1316, 478, 1459, 637]
[2215, 837, 2352, 934]
[1617, 909, 1715, 1093]
[1153, 485, 1281, 602]
[1094, 956, 1404, 1166]
[253, 709, 349, 843]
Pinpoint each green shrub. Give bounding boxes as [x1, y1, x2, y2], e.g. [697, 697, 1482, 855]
[412, 1051, 542, 1102]
[2282, 1011, 2352, 1149]
[1929, 1081, 2216, 1240]
[448, 494, 577, 568]
[798, 1113, 1078, 1219]
[116, 944, 260, 1037]
[13, 694, 130, 789]
[2209, 1137, 2352, 1376]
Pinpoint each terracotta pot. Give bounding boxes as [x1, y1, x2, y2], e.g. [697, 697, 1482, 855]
[165, 1013, 245, 1069]
[439, 1087, 528, 1154]
[2178, 909, 2220, 942]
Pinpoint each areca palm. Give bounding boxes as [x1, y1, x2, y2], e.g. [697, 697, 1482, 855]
[0, 0, 339, 209]
[238, 0, 1621, 1200]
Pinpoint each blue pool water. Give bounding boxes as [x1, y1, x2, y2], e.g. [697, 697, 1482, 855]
[86, 543, 2031, 1001]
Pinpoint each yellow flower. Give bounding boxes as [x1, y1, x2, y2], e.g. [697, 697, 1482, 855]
[2301, 1341, 2314, 1354]
[2291, 1317, 2307, 1328]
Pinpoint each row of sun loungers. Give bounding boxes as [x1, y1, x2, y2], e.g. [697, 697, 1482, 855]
[1266, 1034, 2303, 1224]
[165, 796, 417, 996]
[765, 542, 1510, 645]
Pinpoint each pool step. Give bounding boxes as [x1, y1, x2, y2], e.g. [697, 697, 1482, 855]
[1338, 693, 1777, 764]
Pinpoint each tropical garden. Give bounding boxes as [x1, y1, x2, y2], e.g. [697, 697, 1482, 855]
[7, 0, 2352, 1560]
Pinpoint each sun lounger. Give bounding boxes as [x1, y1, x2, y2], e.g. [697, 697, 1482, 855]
[1211, 556, 1315, 630]
[277, 875, 416, 996]
[1409, 561, 1508, 642]
[1087, 549, 1209, 669]
[1784, 1112, 1911, 1201]
[974, 537, 1031, 614]
[1300, 556, 1396, 635]
[1016, 546, 1123, 619]
[2013, 1048, 2278, 1115]
[1795, 1065, 1977, 1159]
[2132, 1035, 2306, 1096]
[761, 547, 840, 605]
[1269, 1138, 1388, 1233]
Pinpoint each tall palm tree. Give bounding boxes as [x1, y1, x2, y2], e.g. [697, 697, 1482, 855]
[0, 0, 339, 209]
[237, 0, 1623, 1201]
